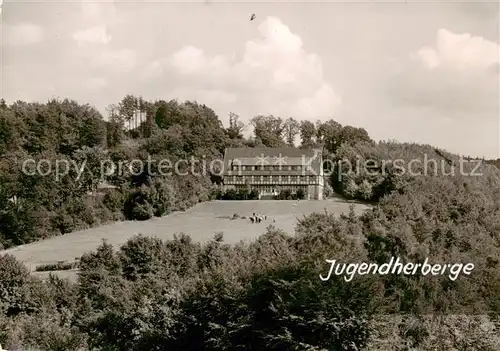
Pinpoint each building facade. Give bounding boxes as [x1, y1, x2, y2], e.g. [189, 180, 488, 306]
[222, 147, 324, 200]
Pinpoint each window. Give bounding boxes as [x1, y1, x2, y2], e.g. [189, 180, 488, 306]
[242, 166, 246, 170]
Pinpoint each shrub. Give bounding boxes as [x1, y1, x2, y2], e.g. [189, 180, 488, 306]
[296, 188, 305, 200]
[102, 190, 125, 213]
[35, 261, 78, 272]
[357, 179, 373, 200]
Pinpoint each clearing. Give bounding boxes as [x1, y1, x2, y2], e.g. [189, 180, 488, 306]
[0, 199, 371, 281]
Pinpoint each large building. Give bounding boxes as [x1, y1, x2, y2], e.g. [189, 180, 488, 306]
[222, 147, 324, 200]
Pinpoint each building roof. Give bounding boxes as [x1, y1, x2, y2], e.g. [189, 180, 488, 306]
[223, 147, 323, 175]
[225, 147, 318, 159]
[232, 157, 305, 166]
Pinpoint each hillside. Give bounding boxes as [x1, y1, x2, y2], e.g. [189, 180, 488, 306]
[1, 96, 500, 350]
[2, 199, 370, 270]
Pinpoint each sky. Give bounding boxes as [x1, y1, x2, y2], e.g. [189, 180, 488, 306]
[1, 0, 499, 158]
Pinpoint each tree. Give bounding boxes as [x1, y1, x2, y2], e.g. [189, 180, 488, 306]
[77, 105, 107, 148]
[339, 126, 373, 147]
[296, 187, 305, 199]
[299, 120, 316, 149]
[141, 100, 156, 138]
[343, 178, 358, 199]
[357, 179, 373, 200]
[0, 108, 21, 155]
[250, 115, 286, 147]
[316, 120, 343, 154]
[119, 95, 138, 133]
[105, 104, 124, 148]
[227, 112, 245, 139]
[283, 117, 300, 146]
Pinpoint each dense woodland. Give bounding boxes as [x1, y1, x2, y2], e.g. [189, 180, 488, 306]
[0, 95, 375, 248]
[1, 96, 500, 349]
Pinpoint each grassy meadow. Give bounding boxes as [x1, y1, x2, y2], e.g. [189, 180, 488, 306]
[1, 199, 371, 280]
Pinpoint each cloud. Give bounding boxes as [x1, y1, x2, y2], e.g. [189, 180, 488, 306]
[72, 25, 112, 45]
[145, 16, 341, 122]
[4, 23, 44, 47]
[384, 28, 499, 158]
[388, 28, 499, 114]
[415, 29, 499, 70]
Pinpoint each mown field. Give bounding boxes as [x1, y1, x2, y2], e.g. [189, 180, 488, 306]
[1, 199, 371, 280]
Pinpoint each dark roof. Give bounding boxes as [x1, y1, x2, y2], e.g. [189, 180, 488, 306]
[223, 147, 323, 175]
[225, 147, 318, 158]
[230, 157, 305, 166]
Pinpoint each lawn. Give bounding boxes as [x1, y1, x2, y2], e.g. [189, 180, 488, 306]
[1, 199, 371, 280]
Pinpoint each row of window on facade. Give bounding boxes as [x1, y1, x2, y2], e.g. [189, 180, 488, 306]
[226, 175, 317, 184]
[231, 164, 310, 171]
[235, 185, 308, 194]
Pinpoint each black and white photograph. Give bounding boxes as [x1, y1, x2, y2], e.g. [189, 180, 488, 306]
[0, 0, 499, 349]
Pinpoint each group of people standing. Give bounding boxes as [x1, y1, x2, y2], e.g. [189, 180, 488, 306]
[250, 213, 275, 223]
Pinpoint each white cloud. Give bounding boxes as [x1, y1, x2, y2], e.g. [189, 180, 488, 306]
[4, 23, 44, 47]
[72, 25, 112, 45]
[2, 4, 496, 157]
[148, 16, 341, 122]
[389, 29, 499, 113]
[170, 46, 230, 75]
[385, 28, 499, 158]
[415, 29, 499, 70]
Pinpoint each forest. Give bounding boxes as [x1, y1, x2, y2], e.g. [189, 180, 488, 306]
[1, 95, 500, 350]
